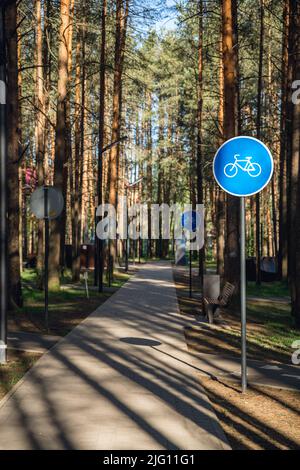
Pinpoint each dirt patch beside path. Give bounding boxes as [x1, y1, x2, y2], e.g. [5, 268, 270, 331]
[173, 264, 300, 450]
[199, 376, 300, 450]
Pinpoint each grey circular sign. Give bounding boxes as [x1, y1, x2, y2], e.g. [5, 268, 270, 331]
[30, 186, 64, 220]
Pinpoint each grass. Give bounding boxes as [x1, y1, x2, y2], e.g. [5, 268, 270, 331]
[128, 256, 175, 264]
[245, 281, 296, 355]
[173, 265, 299, 363]
[246, 296, 298, 355]
[51, 267, 129, 288]
[0, 350, 41, 400]
[9, 268, 130, 336]
[173, 265, 300, 449]
[247, 281, 290, 299]
[205, 259, 217, 270]
[188, 296, 298, 363]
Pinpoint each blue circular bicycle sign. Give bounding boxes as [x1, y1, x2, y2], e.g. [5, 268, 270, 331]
[213, 136, 274, 197]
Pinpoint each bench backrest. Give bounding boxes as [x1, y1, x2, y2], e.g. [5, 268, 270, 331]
[219, 282, 235, 306]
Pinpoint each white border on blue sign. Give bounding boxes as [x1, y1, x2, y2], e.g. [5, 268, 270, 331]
[213, 136, 274, 197]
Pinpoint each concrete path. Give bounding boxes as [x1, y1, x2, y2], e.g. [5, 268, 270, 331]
[8, 331, 61, 354]
[0, 262, 229, 450]
[190, 351, 300, 391]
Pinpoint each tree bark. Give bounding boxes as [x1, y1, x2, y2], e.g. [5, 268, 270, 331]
[196, 0, 204, 280]
[95, 0, 107, 290]
[217, 26, 225, 278]
[222, 0, 240, 297]
[17, 11, 23, 274]
[63, 0, 74, 268]
[6, 1, 22, 307]
[293, 0, 300, 328]
[35, 0, 45, 286]
[255, 0, 265, 285]
[43, 0, 51, 184]
[278, 0, 290, 281]
[290, 0, 300, 320]
[71, 10, 82, 282]
[48, 0, 70, 289]
[147, 92, 153, 258]
[108, 0, 129, 269]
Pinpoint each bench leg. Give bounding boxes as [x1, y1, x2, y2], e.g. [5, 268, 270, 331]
[207, 305, 214, 324]
[214, 307, 221, 319]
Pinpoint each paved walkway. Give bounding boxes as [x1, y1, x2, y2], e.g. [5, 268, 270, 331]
[0, 262, 229, 450]
[191, 351, 300, 391]
[8, 331, 61, 354]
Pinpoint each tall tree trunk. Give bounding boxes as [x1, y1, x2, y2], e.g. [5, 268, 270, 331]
[255, 0, 265, 285]
[6, 2, 22, 307]
[196, 0, 204, 280]
[43, 0, 51, 184]
[108, 0, 129, 268]
[71, 14, 82, 282]
[17, 12, 23, 274]
[296, 183, 300, 326]
[63, 0, 74, 268]
[60, 0, 74, 268]
[293, 0, 300, 328]
[278, 1, 290, 281]
[290, 0, 300, 318]
[35, 0, 45, 286]
[286, 0, 298, 282]
[232, 0, 241, 134]
[80, 71, 88, 243]
[147, 93, 153, 258]
[217, 27, 225, 278]
[95, 0, 107, 290]
[223, 0, 240, 298]
[156, 95, 164, 258]
[48, 0, 70, 289]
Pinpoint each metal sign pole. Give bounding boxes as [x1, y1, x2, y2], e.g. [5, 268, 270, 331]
[125, 186, 129, 272]
[98, 238, 104, 293]
[125, 240, 128, 271]
[94, 207, 98, 287]
[84, 271, 89, 299]
[189, 248, 192, 298]
[108, 239, 111, 288]
[240, 196, 247, 392]
[30, 185, 63, 333]
[0, 6, 7, 364]
[96, 204, 104, 293]
[44, 187, 49, 332]
[213, 136, 274, 394]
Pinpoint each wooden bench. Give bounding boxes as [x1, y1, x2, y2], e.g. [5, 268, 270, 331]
[204, 282, 235, 324]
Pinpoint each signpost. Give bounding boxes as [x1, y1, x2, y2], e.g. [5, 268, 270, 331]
[0, 2, 21, 364]
[213, 136, 274, 392]
[0, 6, 7, 364]
[30, 186, 64, 331]
[182, 210, 201, 298]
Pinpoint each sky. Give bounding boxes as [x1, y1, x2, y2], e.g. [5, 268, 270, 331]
[155, 0, 178, 33]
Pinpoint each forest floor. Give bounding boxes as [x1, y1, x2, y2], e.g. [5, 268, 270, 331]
[8, 268, 131, 336]
[173, 265, 300, 450]
[174, 266, 297, 363]
[198, 377, 300, 449]
[0, 350, 41, 401]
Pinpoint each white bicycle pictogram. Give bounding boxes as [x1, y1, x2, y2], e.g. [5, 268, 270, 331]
[224, 154, 262, 178]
